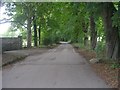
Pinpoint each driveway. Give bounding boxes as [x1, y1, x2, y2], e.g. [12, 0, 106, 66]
[2, 44, 109, 88]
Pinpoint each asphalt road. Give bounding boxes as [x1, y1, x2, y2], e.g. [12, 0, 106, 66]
[2, 44, 109, 88]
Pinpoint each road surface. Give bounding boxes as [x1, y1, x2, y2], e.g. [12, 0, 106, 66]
[2, 44, 109, 88]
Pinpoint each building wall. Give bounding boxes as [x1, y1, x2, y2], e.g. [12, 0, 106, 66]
[0, 36, 22, 52]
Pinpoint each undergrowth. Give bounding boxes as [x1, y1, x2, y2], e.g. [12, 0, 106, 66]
[73, 43, 120, 69]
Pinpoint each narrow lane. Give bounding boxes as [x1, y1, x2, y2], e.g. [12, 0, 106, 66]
[2, 44, 109, 88]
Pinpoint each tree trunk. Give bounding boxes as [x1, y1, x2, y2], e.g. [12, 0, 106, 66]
[102, 2, 120, 60]
[90, 14, 97, 50]
[27, 17, 32, 48]
[82, 21, 88, 47]
[33, 15, 37, 47]
[74, 30, 79, 43]
[84, 35, 88, 47]
[38, 25, 41, 46]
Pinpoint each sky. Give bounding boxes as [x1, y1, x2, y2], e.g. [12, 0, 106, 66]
[0, 6, 11, 36]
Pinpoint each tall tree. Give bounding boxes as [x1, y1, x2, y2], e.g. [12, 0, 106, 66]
[33, 14, 37, 47]
[100, 2, 120, 59]
[90, 14, 97, 50]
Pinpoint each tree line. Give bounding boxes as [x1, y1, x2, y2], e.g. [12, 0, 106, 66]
[1, 2, 120, 60]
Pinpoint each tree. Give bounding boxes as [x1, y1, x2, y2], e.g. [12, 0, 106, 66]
[33, 11, 37, 47]
[2, 2, 120, 60]
[90, 14, 97, 50]
[100, 2, 120, 60]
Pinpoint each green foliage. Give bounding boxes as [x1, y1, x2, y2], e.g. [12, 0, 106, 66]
[111, 63, 120, 69]
[95, 41, 106, 58]
[43, 36, 52, 46]
[3, 2, 120, 60]
[112, 2, 120, 38]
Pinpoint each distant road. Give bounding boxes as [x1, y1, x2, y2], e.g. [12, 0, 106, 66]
[3, 44, 109, 88]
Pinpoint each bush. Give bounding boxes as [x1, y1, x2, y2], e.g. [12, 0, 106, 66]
[95, 41, 106, 58]
[43, 37, 52, 46]
[110, 62, 120, 69]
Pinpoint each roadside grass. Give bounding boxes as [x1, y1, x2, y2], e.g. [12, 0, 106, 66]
[2, 44, 59, 67]
[2, 55, 27, 67]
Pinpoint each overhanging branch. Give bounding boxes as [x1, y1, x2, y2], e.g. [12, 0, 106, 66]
[0, 19, 27, 29]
